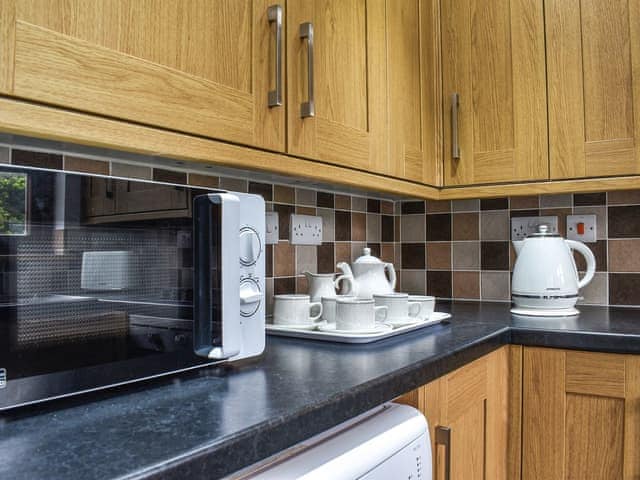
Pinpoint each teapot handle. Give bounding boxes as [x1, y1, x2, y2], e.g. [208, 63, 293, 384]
[334, 275, 355, 296]
[566, 240, 596, 289]
[384, 263, 397, 291]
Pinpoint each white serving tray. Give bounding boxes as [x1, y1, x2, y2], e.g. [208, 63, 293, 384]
[266, 312, 451, 344]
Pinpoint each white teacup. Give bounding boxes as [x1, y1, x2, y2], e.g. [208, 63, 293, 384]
[321, 295, 355, 323]
[408, 295, 435, 320]
[373, 293, 421, 323]
[335, 298, 387, 331]
[273, 294, 323, 326]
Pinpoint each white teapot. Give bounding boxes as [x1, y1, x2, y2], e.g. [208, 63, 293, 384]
[336, 248, 396, 299]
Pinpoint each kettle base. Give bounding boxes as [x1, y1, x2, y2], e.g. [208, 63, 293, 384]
[510, 306, 579, 317]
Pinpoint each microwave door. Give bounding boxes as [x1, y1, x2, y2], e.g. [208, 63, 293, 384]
[193, 193, 241, 360]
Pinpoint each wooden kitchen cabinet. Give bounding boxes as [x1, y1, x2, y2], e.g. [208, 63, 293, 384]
[397, 346, 520, 480]
[0, 0, 285, 152]
[546, 0, 640, 179]
[383, 0, 441, 185]
[522, 347, 640, 479]
[440, 0, 548, 186]
[286, 0, 386, 173]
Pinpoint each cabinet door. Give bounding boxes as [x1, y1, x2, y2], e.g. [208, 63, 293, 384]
[286, 0, 386, 172]
[0, 0, 284, 151]
[546, 0, 640, 178]
[397, 346, 515, 480]
[441, 0, 547, 185]
[523, 347, 640, 479]
[384, 0, 441, 184]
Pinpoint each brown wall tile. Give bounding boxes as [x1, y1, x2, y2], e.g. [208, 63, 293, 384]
[608, 206, 640, 238]
[608, 190, 640, 205]
[481, 242, 510, 270]
[351, 196, 367, 212]
[401, 270, 426, 295]
[481, 271, 510, 301]
[426, 214, 452, 241]
[574, 240, 607, 272]
[380, 244, 395, 264]
[64, 156, 109, 175]
[380, 200, 394, 215]
[427, 271, 452, 298]
[335, 211, 352, 241]
[426, 200, 451, 213]
[367, 198, 380, 213]
[274, 185, 295, 204]
[452, 242, 480, 270]
[335, 194, 351, 210]
[609, 273, 640, 305]
[153, 168, 187, 184]
[274, 204, 295, 240]
[316, 191, 334, 208]
[401, 243, 426, 269]
[13, 150, 63, 170]
[509, 195, 538, 210]
[274, 277, 296, 295]
[574, 192, 606, 206]
[296, 206, 316, 215]
[248, 181, 273, 201]
[352, 212, 366, 241]
[480, 211, 510, 241]
[480, 197, 508, 210]
[401, 201, 425, 214]
[274, 242, 295, 277]
[453, 271, 480, 299]
[381, 215, 395, 242]
[317, 243, 335, 274]
[427, 242, 451, 270]
[452, 213, 479, 240]
[608, 239, 640, 272]
[219, 177, 248, 192]
[296, 275, 308, 294]
[188, 173, 219, 188]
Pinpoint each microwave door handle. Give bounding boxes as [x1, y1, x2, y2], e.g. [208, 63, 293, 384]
[193, 193, 242, 360]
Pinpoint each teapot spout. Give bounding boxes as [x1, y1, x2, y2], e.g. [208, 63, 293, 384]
[513, 240, 524, 255]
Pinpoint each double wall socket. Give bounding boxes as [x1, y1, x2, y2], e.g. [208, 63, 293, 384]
[290, 213, 323, 245]
[511, 216, 559, 240]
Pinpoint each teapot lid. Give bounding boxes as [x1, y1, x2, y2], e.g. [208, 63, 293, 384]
[529, 224, 560, 238]
[353, 247, 384, 264]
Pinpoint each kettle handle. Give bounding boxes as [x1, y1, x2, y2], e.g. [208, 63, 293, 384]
[566, 240, 596, 289]
[384, 263, 397, 290]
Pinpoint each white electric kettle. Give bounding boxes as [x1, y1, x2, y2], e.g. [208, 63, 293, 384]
[511, 224, 595, 315]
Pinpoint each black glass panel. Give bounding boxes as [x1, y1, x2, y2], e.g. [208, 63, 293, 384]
[0, 165, 217, 409]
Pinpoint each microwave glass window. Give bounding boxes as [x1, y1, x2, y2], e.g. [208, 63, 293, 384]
[0, 172, 27, 236]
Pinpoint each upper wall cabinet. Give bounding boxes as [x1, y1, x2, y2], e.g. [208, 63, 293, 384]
[441, 0, 548, 186]
[0, 0, 285, 152]
[385, 0, 441, 185]
[286, 0, 386, 172]
[546, 0, 640, 179]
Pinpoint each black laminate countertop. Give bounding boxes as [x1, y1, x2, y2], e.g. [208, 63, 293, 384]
[2, 302, 640, 480]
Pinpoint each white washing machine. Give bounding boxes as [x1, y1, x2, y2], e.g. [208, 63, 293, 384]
[236, 403, 431, 480]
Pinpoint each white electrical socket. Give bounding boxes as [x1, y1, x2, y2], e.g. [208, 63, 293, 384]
[290, 214, 323, 245]
[265, 211, 279, 244]
[511, 216, 559, 241]
[567, 214, 597, 243]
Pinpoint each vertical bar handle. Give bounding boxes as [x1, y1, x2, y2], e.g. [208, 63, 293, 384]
[300, 22, 315, 118]
[267, 5, 283, 107]
[436, 426, 451, 480]
[451, 93, 460, 159]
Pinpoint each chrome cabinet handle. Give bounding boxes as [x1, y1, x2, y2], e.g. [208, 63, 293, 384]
[299, 22, 315, 118]
[451, 93, 460, 159]
[267, 5, 283, 107]
[436, 426, 451, 480]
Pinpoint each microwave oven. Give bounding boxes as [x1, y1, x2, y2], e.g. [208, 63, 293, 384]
[0, 165, 265, 410]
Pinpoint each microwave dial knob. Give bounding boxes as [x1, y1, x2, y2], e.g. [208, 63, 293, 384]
[239, 227, 261, 266]
[240, 278, 262, 317]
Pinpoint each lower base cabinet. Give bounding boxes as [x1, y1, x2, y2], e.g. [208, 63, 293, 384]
[522, 347, 640, 480]
[397, 346, 521, 480]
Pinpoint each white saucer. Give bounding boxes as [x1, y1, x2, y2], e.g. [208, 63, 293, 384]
[510, 307, 579, 317]
[267, 322, 323, 331]
[318, 322, 393, 335]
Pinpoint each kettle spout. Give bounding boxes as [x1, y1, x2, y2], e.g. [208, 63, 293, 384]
[513, 240, 524, 255]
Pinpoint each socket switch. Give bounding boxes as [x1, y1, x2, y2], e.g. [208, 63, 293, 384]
[290, 214, 323, 245]
[567, 214, 596, 243]
[265, 211, 279, 244]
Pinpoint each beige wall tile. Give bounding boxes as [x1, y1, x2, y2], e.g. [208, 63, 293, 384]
[274, 242, 295, 277]
[219, 177, 248, 192]
[296, 245, 317, 275]
[111, 162, 152, 180]
[401, 214, 426, 242]
[578, 272, 607, 305]
[452, 242, 480, 270]
[452, 199, 479, 212]
[401, 270, 426, 295]
[367, 214, 381, 242]
[351, 196, 367, 212]
[351, 242, 367, 262]
[274, 185, 295, 204]
[540, 193, 572, 208]
[335, 194, 351, 210]
[295, 188, 316, 206]
[481, 271, 510, 301]
[481, 211, 510, 241]
[0, 147, 9, 164]
[352, 212, 366, 241]
[335, 242, 351, 265]
[317, 208, 335, 242]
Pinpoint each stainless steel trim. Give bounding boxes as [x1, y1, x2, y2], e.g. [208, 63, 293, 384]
[267, 5, 283, 107]
[300, 22, 315, 118]
[512, 293, 579, 299]
[436, 426, 451, 480]
[451, 93, 460, 159]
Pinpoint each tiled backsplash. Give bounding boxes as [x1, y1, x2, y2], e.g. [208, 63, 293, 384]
[4, 141, 640, 308]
